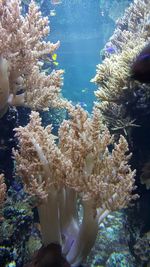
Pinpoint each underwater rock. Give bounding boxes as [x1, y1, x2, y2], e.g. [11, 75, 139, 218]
[134, 231, 150, 265]
[0, 246, 14, 267]
[106, 251, 136, 267]
[87, 211, 132, 266]
[24, 236, 42, 265]
[0, 186, 35, 267]
[0, 107, 18, 186]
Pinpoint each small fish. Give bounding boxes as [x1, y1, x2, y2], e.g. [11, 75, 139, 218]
[52, 53, 57, 61]
[105, 45, 117, 54]
[70, 100, 87, 108]
[131, 43, 150, 83]
[78, 102, 87, 108]
[81, 88, 88, 93]
[53, 61, 59, 66]
[51, 0, 62, 5]
[50, 9, 56, 16]
[51, 53, 59, 65]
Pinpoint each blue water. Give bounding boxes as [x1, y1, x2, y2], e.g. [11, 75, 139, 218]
[48, 0, 115, 112]
[21, 0, 132, 112]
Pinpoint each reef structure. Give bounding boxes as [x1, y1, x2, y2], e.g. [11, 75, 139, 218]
[92, 0, 150, 264]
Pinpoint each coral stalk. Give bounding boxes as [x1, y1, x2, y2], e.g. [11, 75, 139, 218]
[38, 189, 62, 245]
[67, 199, 99, 266]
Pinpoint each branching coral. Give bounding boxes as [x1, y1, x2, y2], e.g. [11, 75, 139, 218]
[25, 67, 65, 110]
[91, 0, 150, 146]
[92, 0, 150, 105]
[92, 42, 144, 103]
[14, 106, 137, 266]
[0, 0, 65, 117]
[116, 0, 150, 35]
[98, 102, 140, 136]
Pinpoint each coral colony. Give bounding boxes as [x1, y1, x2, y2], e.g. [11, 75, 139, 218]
[14, 107, 137, 266]
[92, 0, 150, 119]
[0, 0, 65, 118]
[2, 0, 150, 266]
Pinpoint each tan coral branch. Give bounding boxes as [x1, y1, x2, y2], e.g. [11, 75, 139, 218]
[0, 0, 66, 116]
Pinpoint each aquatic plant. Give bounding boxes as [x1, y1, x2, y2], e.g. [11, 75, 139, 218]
[13, 106, 138, 266]
[0, 0, 65, 118]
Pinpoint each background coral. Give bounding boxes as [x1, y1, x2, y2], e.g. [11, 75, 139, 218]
[92, 0, 150, 122]
[134, 231, 150, 266]
[92, 0, 150, 265]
